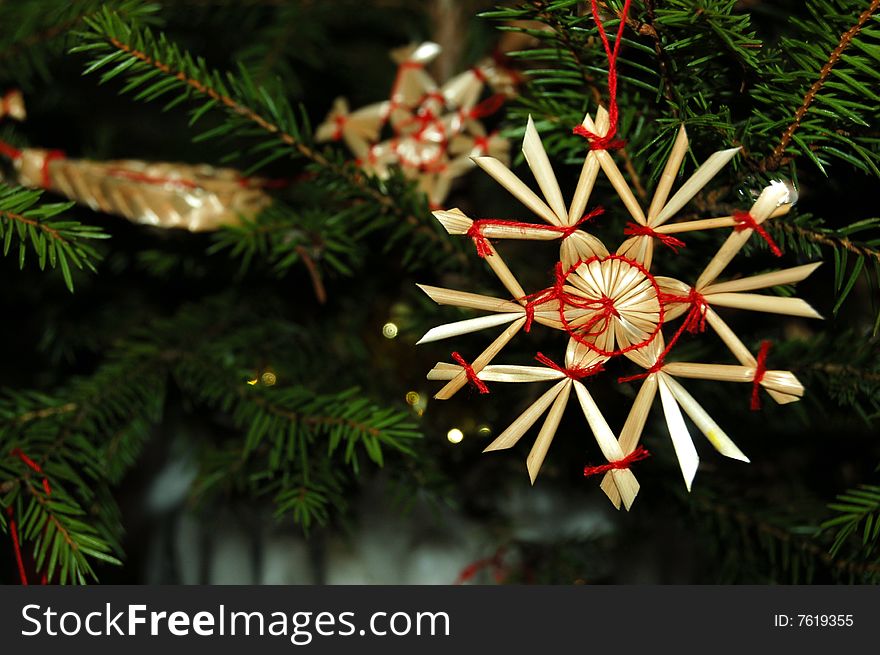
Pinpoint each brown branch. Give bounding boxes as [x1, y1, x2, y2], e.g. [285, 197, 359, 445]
[245, 391, 382, 437]
[0, 209, 69, 245]
[807, 363, 880, 384]
[3, 402, 77, 427]
[26, 481, 78, 551]
[776, 221, 880, 264]
[695, 497, 880, 579]
[639, 0, 678, 114]
[104, 38, 458, 258]
[294, 244, 327, 304]
[763, 0, 880, 171]
[0, 16, 81, 65]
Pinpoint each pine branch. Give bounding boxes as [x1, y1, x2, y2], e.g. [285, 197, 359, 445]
[639, 0, 679, 113]
[71, 7, 460, 265]
[820, 483, 880, 561]
[763, 0, 880, 171]
[776, 219, 880, 265]
[776, 331, 880, 421]
[693, 495, 880, 582]
[751, 0, 880, 175]
[772, 215, 880, 328]
[0, 184, 109, 291]
[208, 203, 367, 302]
[0, 0, 159, 84]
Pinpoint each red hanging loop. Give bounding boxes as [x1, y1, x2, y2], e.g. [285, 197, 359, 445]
[572, 0, 632, 150]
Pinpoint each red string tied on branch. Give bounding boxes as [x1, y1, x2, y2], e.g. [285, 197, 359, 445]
[534, 352, 605, 380]
[11, 448, 52, 495]
[454, 546, 507, 584]
[583, 445, 651, 477]
[750, 340, 772, 411]
[623, 222, 687, 252]
[5, 506, 28, 586]
[572, 0, 633, 151]
[451, 351, 489, 394]
[733, 210, 782, 257]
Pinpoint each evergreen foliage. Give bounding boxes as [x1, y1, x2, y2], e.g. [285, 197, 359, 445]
[0, 0, 878, 584]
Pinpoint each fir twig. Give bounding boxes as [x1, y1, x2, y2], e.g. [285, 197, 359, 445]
[763, 0, 880, 170]
[0, 184, 109, 292]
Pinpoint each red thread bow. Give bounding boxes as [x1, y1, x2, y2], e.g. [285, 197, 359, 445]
[583, 445, 651, 477]
[623, 222, 686, 252]
[451, 352, 489, 394]
[572, 0, 632, 151]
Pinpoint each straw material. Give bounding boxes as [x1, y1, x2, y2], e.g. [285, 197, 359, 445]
[416, 111, 822, 508]
[315, 41, 517, 206]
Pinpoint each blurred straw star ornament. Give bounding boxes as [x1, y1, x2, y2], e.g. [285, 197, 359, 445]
[417, 107, 822, 510]
[315, 41, 515, 207]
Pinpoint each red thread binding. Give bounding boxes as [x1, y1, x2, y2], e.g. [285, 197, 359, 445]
[623, 222, 686, 252]
[451, 351, 489, 394]
[471, 66, 488, 83]
[473, 133, 492, 154]
[39, 150, 65, 189]
[733, 210, 782, 257]
[658, 288, 707, 334]
[469, 93, 506, 119]
[572, 0, 632, 150]
[751, 340, 771, 410]
[331, 115, 347, 140]
[535, 352, 604, 380]
[465, 207, 604, 258]
[105, 168, 199, 190]
[617, 290, 704, 383]
[583, 445, 650, 477]
[0, 138, 22, 160]
[519, 285, 559, 333]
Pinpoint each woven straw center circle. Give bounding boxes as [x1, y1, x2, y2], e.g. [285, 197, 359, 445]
[559, 254, 663, 357]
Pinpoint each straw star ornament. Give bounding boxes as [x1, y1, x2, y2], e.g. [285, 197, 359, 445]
[417, 107, 822, 511]
[315, 42, 515, 207]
